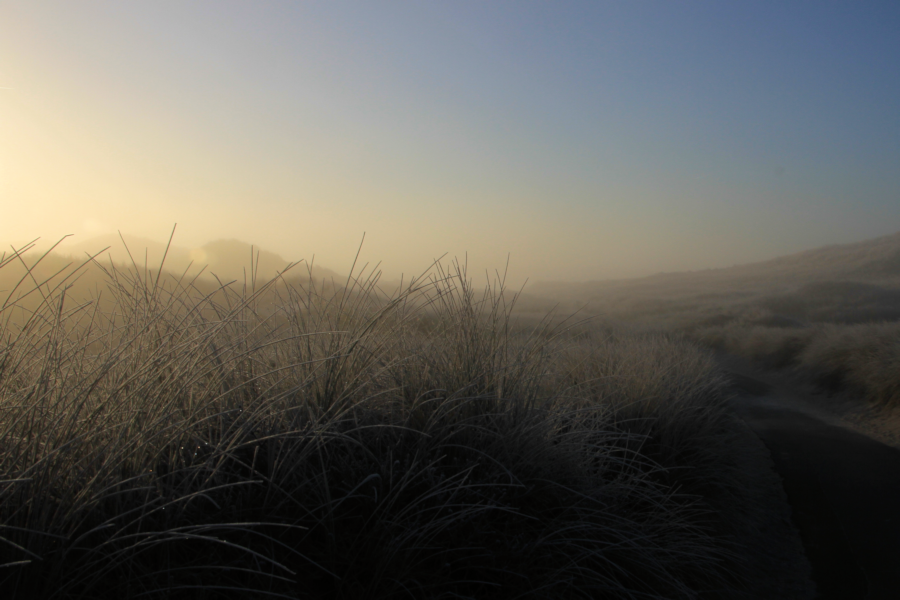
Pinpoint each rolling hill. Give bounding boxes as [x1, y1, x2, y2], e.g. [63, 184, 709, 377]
[529, 231, 900, 326]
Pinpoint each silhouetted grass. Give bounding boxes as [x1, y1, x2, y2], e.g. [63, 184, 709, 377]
[0, 240, 769, 598]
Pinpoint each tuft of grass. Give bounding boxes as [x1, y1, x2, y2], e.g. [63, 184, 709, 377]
[1, 240, 757, 598]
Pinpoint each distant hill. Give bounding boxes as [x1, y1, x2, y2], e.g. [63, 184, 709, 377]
[725, 230, 900, 280]
[529, 231, 900, 324]
[11, 230, 900, 326]
[52, 234, 343, 284]
[1, 234, 356, 320]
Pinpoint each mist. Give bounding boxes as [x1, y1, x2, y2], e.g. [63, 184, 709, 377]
[5, 4, 900, 598]
[3, 1, 899, 287]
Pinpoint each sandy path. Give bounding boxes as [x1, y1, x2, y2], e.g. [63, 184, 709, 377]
[728, 371, 900, 599]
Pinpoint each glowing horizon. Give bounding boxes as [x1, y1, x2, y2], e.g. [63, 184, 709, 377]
[2, 2, 899, 286]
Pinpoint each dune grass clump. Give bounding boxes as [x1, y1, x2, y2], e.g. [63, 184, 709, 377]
[797, 322, 900, 404]
[695, 320, 817, 370]
[695, 316, 900, 408]
[0, 242, 744, 599]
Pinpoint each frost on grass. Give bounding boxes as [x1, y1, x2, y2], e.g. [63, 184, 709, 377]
[1, 240, 750, 599]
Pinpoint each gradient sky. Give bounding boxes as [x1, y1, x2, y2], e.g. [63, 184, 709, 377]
[2, 1, 899, 284]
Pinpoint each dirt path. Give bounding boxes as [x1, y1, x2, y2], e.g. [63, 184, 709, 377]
[728, 371, 900, 599]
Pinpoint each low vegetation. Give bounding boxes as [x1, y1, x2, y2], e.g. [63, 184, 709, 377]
[696, 318, 900, 408]
[0, 240, 770, 598]
[529, 233, 900, 411]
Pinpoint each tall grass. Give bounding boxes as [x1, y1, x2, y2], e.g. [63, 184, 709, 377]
[0, 241, 751, 598]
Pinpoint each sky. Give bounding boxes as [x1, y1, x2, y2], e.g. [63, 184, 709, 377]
[2, 1, 899, 284]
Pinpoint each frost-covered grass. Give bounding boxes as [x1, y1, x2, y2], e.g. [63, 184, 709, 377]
[697, 319, 900, 408]
[0, 240, 753, 599]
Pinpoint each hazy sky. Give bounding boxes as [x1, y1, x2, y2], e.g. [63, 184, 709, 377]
[2, 1, 899, 283]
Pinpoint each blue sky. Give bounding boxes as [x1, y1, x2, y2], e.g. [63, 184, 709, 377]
[1, 1, 898, 282]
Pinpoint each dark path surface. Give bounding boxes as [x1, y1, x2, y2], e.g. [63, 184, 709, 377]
[729, 373, 900, 600]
